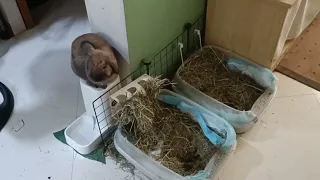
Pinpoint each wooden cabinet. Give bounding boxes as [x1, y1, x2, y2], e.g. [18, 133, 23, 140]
[205, 0, 300, 69]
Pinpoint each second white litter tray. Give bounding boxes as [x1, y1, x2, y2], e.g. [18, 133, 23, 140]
[173, 46, 277, 133]
[114, 89, 237, 180]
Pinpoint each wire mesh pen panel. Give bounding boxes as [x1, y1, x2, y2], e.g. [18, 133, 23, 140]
[93, 15, 205, 146]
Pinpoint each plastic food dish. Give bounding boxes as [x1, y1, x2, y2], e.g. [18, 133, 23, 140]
[173, 46, 277, 133]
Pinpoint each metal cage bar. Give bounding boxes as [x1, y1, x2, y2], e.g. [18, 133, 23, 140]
[93, 15, 205, 147]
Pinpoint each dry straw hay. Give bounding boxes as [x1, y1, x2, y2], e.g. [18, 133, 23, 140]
[113, 77, 217, 176]
[179, 46, 265, 111]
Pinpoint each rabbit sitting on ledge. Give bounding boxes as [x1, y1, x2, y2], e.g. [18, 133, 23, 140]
[71, 33, 119, 88]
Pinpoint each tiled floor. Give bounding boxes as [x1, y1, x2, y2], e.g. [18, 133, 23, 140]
[1, 1, 320, 180]
[220, 74, 320, 180]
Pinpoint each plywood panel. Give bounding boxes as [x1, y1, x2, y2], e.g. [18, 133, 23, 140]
[16, 0, 34, 29]
[277, 14, 320, 91]
[205, 0, 298, 69]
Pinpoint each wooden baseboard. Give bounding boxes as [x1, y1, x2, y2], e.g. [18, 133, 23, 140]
[276, 14, 320, 91]
[16, 0, 34, 29]
[271, 39, 295, 71]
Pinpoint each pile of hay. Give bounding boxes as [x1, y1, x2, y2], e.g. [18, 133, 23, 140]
[179, 47, 265, 111]
[113, 77, 217, 176]
[104, 138, 136, 177]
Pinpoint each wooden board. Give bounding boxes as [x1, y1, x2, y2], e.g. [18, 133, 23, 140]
[271, 39, 295, 70]
[16, 0, 34, 29]
[277, 14, 320, 91]
[205, 0, 299, 69]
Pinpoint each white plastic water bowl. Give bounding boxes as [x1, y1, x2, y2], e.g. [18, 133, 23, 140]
[65, 113, 108, 154]
[65, 74, 120, 154]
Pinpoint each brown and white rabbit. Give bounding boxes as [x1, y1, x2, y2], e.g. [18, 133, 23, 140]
[71, 33, 119, 88]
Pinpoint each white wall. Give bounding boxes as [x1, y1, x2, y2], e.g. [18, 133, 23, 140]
[84, 0, 130, 79]
[84, 0, 129, 61]
[0, 0, 26, 35]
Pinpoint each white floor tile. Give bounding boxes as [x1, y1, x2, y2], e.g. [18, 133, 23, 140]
[275, 72, 315, 97]
[220, 95, 320, 180]
[1, 46, 79, 119]
[312, 89, 320, 94]
[0, 0, 90, 120]
[315, 94, 320, 104]
[71, 155, 134, 180]
[0, 0, 88, 180]
[0, 116, 74, 180]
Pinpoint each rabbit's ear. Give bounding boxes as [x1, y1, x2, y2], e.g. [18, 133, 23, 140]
[93, 49, 119, 74]
[81, 41, 95, 56]
[106, 53, 119, 73]
[104, 64, 113, 77]
[71, 56, 88, 80]
[84, 56, 99, 86]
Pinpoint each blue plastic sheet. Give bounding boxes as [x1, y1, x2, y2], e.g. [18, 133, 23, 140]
[158, 90, 237, 180]
[226, 58, 277, 90]
[158, 92, 236, 153]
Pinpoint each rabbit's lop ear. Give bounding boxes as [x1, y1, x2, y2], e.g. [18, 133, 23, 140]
[104, 64, 113, 77]
[107, 53, 119, 73]
[71, 56, 88, 80]
[81, 41, 95, 56]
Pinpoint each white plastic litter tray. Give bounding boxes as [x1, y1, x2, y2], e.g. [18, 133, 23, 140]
[115, 127, 236, 180]
[173, 46, 277, 133]
[114, 89, 236, 180]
